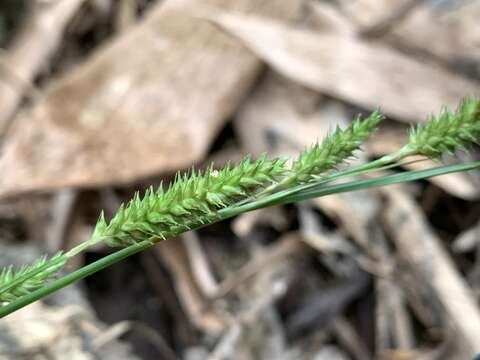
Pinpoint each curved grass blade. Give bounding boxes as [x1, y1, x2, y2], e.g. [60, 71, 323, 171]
[281, 161, 480, 204]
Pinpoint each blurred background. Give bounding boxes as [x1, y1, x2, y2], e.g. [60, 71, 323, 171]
[0, 0, 479, 359]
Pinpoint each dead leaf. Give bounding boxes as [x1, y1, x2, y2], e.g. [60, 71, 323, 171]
[341, 0, 480, 67]
[211, 12, 480, 123]
[234, 73, 345, 158]
[0, 0, 299, 198]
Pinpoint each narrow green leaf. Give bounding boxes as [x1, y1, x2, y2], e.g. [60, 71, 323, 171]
[1, 161, 477, 318]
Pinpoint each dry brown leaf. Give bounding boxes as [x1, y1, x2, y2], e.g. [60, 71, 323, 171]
[387, 4, 480, 63]
[340, 0, 480, 65]
[305, 1, 356, 35]
[211, 12, 480, 123]
[0, 0, 299, 198]
[235, 73, 344, 158]
[337, 0, 407, 27]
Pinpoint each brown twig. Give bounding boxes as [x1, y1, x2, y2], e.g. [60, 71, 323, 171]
[382, 190, 480, 357]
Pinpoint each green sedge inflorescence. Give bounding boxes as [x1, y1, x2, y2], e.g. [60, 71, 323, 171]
[0, 97, 478, 309]
[93, 156, 287, 247]
[406, 98, 480, 158]
[280, 111, 383, 186]
[0, 253, 66, 303]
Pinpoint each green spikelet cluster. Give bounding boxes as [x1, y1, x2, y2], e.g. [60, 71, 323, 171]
[407, 98, 480, 158]
[281, 111, 383, 185]
[0, 253, 66, 303]
[93, 156, 287, 247]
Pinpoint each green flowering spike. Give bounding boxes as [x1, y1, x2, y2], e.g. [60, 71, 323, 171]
[281, 110, 383, 185]
[406, 98, 480, 158]
[94, 155, 287, 247]
[0, 253, 66, 304]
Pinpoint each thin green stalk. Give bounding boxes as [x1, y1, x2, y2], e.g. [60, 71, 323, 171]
[282, 161, 480, 203]
[64, 235, 110, 258]
[1, 161, 478, 318]
[220, 161, 480, 216]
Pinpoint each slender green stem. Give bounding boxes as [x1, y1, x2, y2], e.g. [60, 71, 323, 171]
[1, 161, 478, 318]
[282, 157, 429, 200]
[221, 161, 480, 216]
[64, 235, 109, 258]
[282, 161, 480, 203]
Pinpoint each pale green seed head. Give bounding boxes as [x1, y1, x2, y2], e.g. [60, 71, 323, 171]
[406, 98, 480, 158]
[283, 110, 383, 185]
[94, 156, 287, 247]
[0, 253, 66, 304]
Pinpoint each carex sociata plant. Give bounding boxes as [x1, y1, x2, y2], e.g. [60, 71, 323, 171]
[0, 98, 479, 317]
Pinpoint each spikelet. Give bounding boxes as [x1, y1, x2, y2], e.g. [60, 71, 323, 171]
[0, 253, 66, 303]
[407, 98, 480, 158]
[93, 155, 287, 247]
[281, 110, 383, 185]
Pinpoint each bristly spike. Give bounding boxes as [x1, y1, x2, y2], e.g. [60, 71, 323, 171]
[0, 253, 67, 304]
[280, 110, 383, 186]
[93, 156, 287, 247]
[405, 98, 480, 158]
